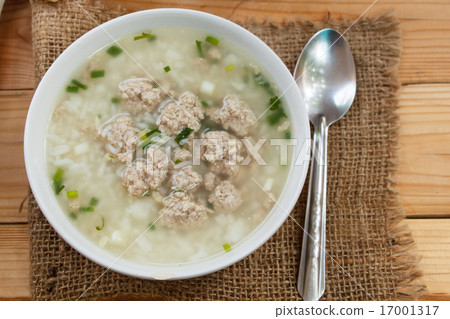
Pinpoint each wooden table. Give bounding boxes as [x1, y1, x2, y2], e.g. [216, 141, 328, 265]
[1, 0, 449, 300]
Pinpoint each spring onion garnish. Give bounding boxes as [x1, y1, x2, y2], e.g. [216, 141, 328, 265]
[268, 96, 281, 111]
[205, 36, 220, 46]
[106, 45, 123, 57]
[66, 190, 78, 199]
[148, 35, 157, 42]
[175, 127, 194, 146]
[267, 107, 287, 126]
[174, 159, 181, 164]
[66, 85, 79, 93]
[196, 40, 204, 58]
[69, 212, 77, 220]
[111, 97, 120, 104]
[175, 189, 184, 193]
[97, 114, 102, 119]
[89, 197, 99, 206]
[148, 223, 156, 230]
[223, 243, 231, 252]
[284, 131, 291, 139]
[207, 201, 214, 210]
[225, 64, 235, 72]
[140, 128, 161, 150]
[243, 74, 250, 83]
[52, 168, 65, 195]
[95, 216, 105, 231]
[164, 65, 171, 72]
[79, 206, 94, 212]
[134, 32, 154, 41]
[139, 128, 160, 141]
[91, 70, 105, 78]
[254, 72, 275, 95]
[201, 100, 209, 108]
[71, 79, 87, 90]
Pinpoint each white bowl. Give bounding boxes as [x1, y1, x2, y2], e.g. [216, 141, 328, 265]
[24, 9, 310, 280]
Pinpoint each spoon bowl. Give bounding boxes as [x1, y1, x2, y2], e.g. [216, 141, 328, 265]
[294, 28, 356, 126]
[294, 28, 356, 301]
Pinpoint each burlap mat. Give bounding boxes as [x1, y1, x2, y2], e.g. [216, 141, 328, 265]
[28, 0, 426, 300]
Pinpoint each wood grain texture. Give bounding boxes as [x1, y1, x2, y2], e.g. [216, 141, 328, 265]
[0, 0, 34, 90]
[0, 91, 31, 223]
[0, 224, 30, 300]
[0, 220, 447, 300]
[1, 1, 450, 88]
[408, 220, 450, 301]
[396, 84, 450, 217]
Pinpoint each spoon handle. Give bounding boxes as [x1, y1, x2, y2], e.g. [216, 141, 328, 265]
[298, 116, 328, 301]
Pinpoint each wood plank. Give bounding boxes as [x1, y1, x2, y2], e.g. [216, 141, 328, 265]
[408, 219, 450, 301]
[105, 0, 450, 84]
[0, 90, 31, 223]
[0, 0, 34, 90]
[2, 84, 450, 222]
[0, 224, 30, 300]
[396, 84, 450, 217]
[0, 220, 448, 300]
[0, 1, 450, 88]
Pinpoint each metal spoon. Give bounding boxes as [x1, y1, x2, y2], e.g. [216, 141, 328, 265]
[294, 28, 356, 301]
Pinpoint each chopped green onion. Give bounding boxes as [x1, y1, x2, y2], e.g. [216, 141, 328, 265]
[79, 206, 94, 212]
[140, 128, 160, 140]
[66, 190, 78, 199]
[174, 159, 181, 164]
[89, 197, 99, 206]
[142, 142, 153, 151]
[95, 216, 105, 231]
[97, 114, 102, 119]
[111, 97, 120, 104]
[223, 243, 231, 252]
[91, 70, 105, 78]
[254, 72, 275, 95]
[66, 85, 79, 93]
[225, 64, 235, 72]
[267, 107, 287, 126]
[69, 212, 77, 220]
[201, 100, 209, 108]
[175, 189, 184, 193]
[52, 168, 65, 195]
[71, 79, 87, 90]
[205, 36, 219, 46]
[268, 96, 281, 111]
[207, 201, 214, 210]
[148, 223, 156, 230]
[243, 74, 250, 83]
[175, 127, 194, 146]
[284, 131, 291, 139]
[163, 65, 171, 72]
[196, 40, 204, 58]
[148, 35, 157, 42]
[134, 32, 154, 41]
[106, 45, 123, 57]
[140, 128, 161, 150]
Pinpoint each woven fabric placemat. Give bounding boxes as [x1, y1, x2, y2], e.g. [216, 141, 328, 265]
[28, 0, 425, 300]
